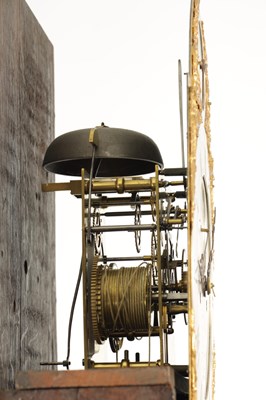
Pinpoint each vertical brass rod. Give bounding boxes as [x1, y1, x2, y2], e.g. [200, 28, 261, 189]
[81, 168, 89, 369]
[155, 164, 164, 365]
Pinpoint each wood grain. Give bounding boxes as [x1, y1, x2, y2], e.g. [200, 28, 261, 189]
[0, 0, 56, 389]
[1, 367, 176, 400]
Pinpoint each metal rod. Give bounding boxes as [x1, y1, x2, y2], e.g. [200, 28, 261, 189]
[90, 224, 156, 233]
[98, 209, 187, 218]
[90, 224, 185, 234]
[164, 330, 169, 364]
[42, 178, 169, 196]
[100, 210, 154, 218]
[86, 144, 96, 242]
[168, 180, 185, 186]
[40, 360, 71, 368]
[105, 328, 160, 338]
[91, 196, 151, 208]
[42, 181, 73, 192]
[165, 218, 184, 225]
[98, 255, 152, 262]
[160, 167, 187, 176]
[178, 59, 185, 168]
[66, 260, 83, 365]
[81, 169, 89, 369]
[155, 165, 164, 365]
[89, 361, 159, 368]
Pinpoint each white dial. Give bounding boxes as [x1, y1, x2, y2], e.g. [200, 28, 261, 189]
[188, 1, 215, 399]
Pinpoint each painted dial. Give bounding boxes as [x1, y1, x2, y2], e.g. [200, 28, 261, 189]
[188, 1, 215, 399]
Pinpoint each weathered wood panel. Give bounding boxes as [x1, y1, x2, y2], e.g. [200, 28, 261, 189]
[0, 0, 56, 389]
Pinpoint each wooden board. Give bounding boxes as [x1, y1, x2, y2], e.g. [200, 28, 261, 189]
[0, 367, 176, 400]
[0, 0, 56, 389]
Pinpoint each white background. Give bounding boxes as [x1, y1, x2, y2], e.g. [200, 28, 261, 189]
[26, 1, 266, 398]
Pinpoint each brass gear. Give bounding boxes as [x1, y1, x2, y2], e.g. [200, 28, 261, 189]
[90, 256, 105, 344]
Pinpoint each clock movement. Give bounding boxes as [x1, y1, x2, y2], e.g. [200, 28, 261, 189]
[41, 1, 215, 398]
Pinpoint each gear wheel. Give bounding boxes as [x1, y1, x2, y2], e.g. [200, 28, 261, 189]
[90, 256, 105, 344]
